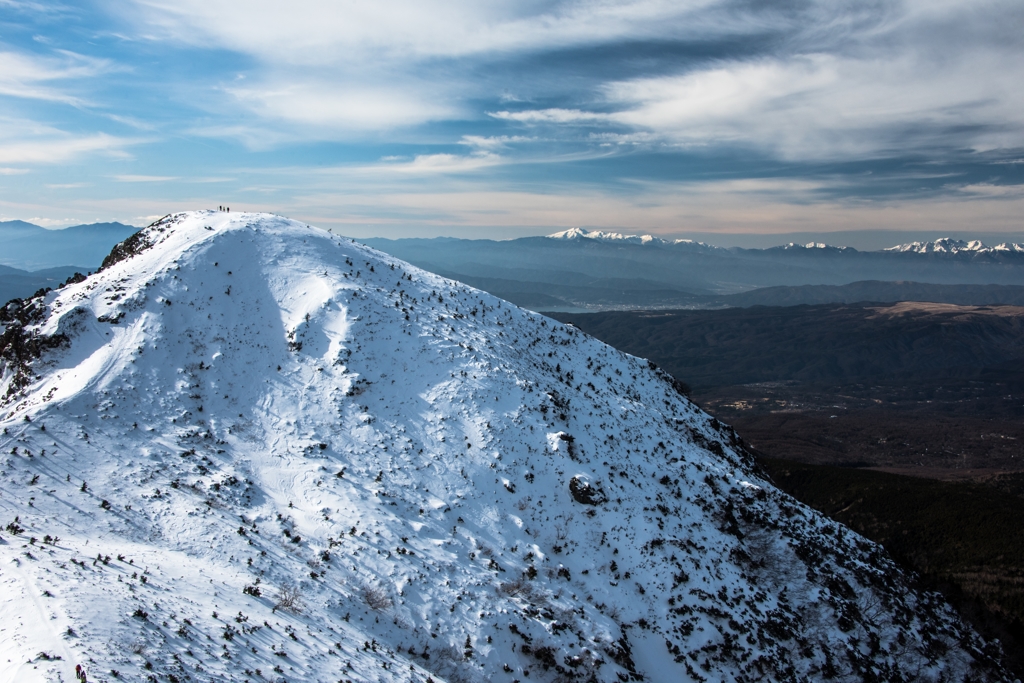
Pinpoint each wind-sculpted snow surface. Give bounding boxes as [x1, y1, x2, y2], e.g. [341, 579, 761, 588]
[0, 212, 1009, 682]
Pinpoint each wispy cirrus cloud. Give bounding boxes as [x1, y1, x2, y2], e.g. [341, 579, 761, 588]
[489, 109, 611, 124]
[116, 0, 771, 140]
[593, 49, 1024, 159]
[118, 0, 1024, 163]
[222, 80, 460, 133]
[0, 50, 115, 105]
[113, 174, 177, 182]
[0, 129, 138, 164]
[458, 135, 533, 150]
[303, 152, 508, 177]
[379, 152, 504, 174]
[484, 0, 1024, 161]
[123, 0, 729, 65]
[0, 0, 77, 15]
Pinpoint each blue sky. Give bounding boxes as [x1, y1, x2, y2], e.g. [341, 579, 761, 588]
[1, 0, 1022, 242]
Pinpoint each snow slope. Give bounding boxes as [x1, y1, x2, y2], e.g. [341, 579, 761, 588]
[0, 212, 1009, 683]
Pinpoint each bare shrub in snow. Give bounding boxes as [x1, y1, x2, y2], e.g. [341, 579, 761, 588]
[273, 583, 303, 613]
[498, 577, 537, 600]
[553, 514, 574, 541]
[360, 584, 392, 611]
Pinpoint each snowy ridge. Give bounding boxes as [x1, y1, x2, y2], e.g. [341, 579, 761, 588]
[0, 212, 1009, 682]
[885, 237, 1024, 254]
[547, 230, 1024, 256]
[775, 242, 854, 252]
[546, 228, 718, 250]
[546, 228, 667, 245]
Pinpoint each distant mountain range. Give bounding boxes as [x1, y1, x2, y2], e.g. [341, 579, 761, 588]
[5, 219, 1024, 311]
[362, 230, 1024, 311]
[884, 237, 1024, 255]
[0, 264, 90, 307]
[549, 228, 1024, 255]
[0, 219, 138, 271]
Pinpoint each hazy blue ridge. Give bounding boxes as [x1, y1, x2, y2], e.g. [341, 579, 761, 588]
[361, 235, 1024, 310]
[0, 220, 138, 271]
[0, 265, 91, 306]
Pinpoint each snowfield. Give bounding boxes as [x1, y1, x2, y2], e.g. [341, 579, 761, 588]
[0, 212, 1010, 682]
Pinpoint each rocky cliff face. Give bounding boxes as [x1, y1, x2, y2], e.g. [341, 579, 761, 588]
[0, 212, 1009, 682]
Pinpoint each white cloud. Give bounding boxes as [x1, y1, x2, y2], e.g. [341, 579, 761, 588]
[479, 1, 1024, 159]
[458, 135, 532, 150]
[113, 174, 177, 182]
[184, 124, 296, 151]
[116, 0, 738, 136]
[103, 113, 157, 130]
[490, 109, 611, 124]
[25, 216, 83, 227]
[0, 50, 113, 105]
[954, 183, 1024, 199]
[373, 152, 504, 174]
[0, 132, 136, 164]
[588, 132, 658, 146]
[114, 174, 233, 184]
[115, 0, 1024, 155]
[124, 0, 725, 65]
[0, 116, 141, 165]
[0, 0, 75, 15]
[493, 41, 1024, 159]
[223, 80, 458, 132]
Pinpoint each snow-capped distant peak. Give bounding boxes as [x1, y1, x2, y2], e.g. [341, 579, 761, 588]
[885, 237, 1024, 254]
[546, 227, 665, 244]
[775, 241, 852, 251]
[545, 228, 721, 250]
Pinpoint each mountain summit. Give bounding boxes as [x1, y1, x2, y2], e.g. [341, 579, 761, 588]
[0, 212, 1009, 682]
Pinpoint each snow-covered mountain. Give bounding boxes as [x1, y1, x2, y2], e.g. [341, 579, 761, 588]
[546, 228, 719, 251]
[773, 242, 854, 252]
[547, 228, 668, 245]
[0, 212, 1009, 682]
[885, 237, 1024, 254]
[546, 229, 858, 255]
[545, 230, 1024, 256]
